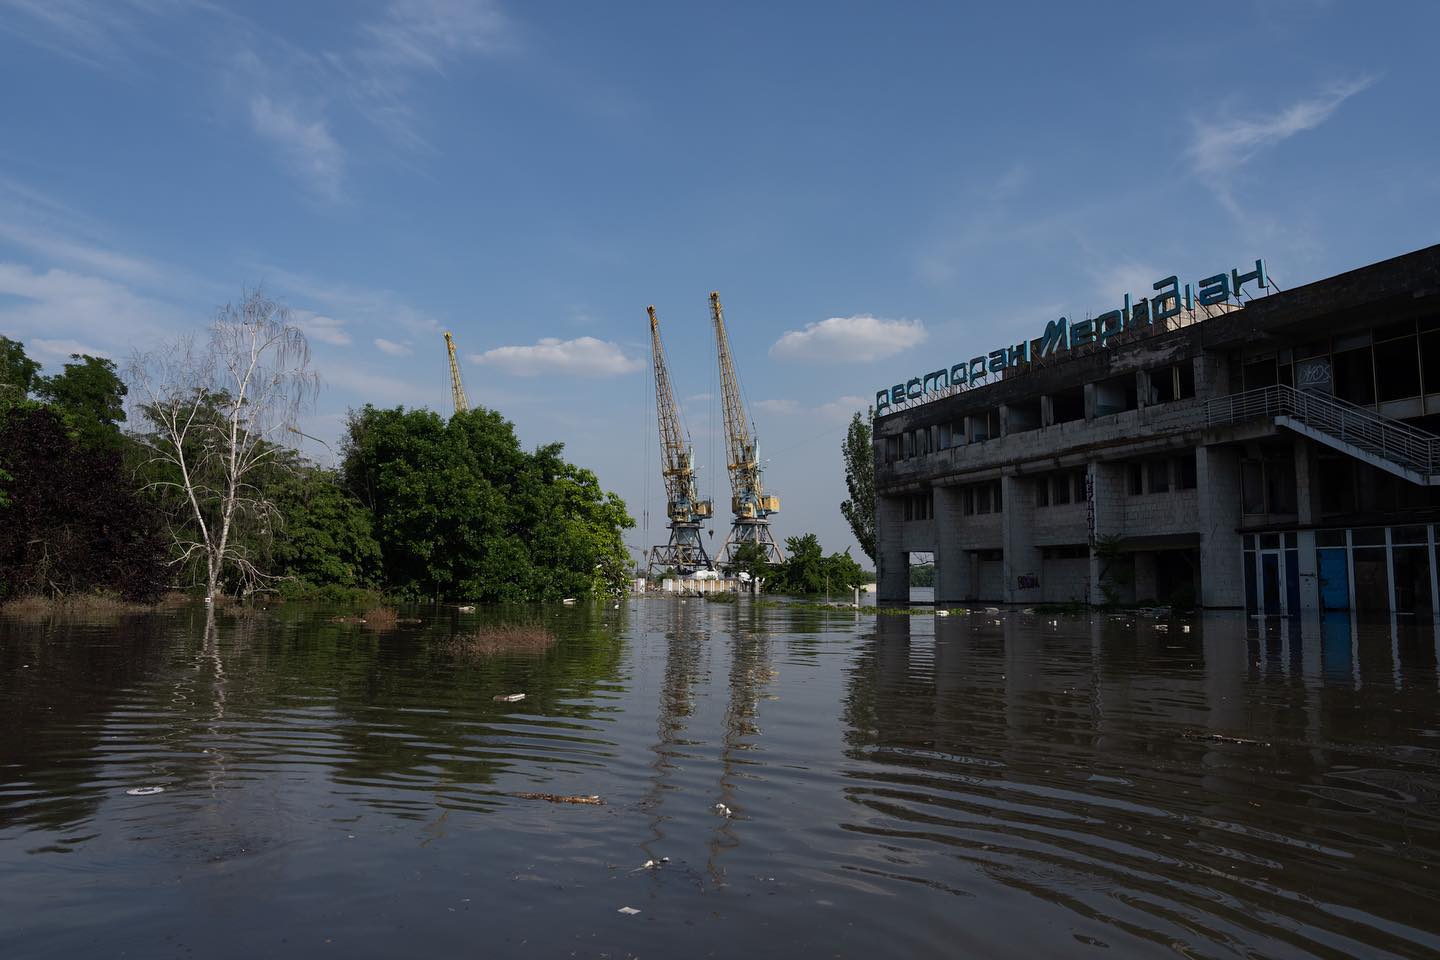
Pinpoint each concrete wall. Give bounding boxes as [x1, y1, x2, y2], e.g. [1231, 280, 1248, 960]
[1042, 559, 1090, 602]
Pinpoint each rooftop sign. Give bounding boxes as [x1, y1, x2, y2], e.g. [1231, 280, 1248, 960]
[875, 260, 1268, 413]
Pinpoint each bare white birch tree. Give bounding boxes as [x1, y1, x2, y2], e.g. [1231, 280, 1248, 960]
[127, 291, 319, 599]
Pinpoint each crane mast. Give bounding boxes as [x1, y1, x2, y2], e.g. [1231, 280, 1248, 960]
[710, 291, 784, 568]
[647, 306, 713, 575]
[445, 331, 468, 415]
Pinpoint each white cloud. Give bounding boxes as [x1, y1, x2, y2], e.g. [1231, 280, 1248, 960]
[359, 0, 511, 73]
[755, 398, 800, 415]
[0, 0, 195, 66]
[770, 315, 927, 363]
[471, 336, 642, 377]
[248, 94, 346, 201]
[292, 310, 351, 346]
[375, 337, 412, 356]
[28, 337, 108, 360]
[1187, 77, 1374, 177]
[0, 263, 177, 359]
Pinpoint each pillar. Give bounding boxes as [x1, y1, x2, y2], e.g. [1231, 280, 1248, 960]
[934, 485, 971, 605]
[1197, 445, 1244, 607]
[1002, 473, 1041, 604]
[1294, 436, 1320, 613]
[1088, 461, 1125, 605]
[876, 493, 909, 604]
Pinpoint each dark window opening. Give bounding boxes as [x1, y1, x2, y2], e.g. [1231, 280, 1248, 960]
[1374, 337, 1421, 402]
[1243, 357, 1278, 391]
[1006, 399, 1042, 434]
[1147, 459, 1170, 494]
[1241, 459, 1265, 514]
[1035, 477, 1049, 507]
[1332, 347, 1376, 406]
[1050, 387, 1085, 424]
[1127, 462, 1144, 496]
[1042, 545, 1089, 559]
[1095, 375, 1137, 416]
[1052, 473, 1071, 505]
[1175, 454, 1197, 489]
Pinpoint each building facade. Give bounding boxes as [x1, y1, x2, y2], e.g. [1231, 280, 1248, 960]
[873, 244, 1440, 615]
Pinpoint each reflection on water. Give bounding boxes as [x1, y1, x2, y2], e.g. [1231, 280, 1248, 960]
[2, 603, 1440, 958]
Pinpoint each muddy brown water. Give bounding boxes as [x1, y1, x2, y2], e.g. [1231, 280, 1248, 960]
[2, 602, 1439, 958]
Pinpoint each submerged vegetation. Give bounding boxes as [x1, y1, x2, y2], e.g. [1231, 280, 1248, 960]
[440, 624, 557, 658]
[0, 298, 635, 606]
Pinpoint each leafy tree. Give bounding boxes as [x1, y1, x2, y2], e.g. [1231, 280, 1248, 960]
[0, 407, 167, 601]
[840, 409, 876, 562]
[728, 541, 773, 584]
[267, 468, 383, 594]
[768, 532, 869, 596]
[128, 291, 319, 598]
[0, 336, 40, 405]
[35, 353, 127, 450]
[342, 404, 633, 602]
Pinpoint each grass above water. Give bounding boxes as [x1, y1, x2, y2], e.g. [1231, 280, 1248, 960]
[440, 624, 557, 658]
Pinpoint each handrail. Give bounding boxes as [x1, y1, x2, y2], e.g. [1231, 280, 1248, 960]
[1205, 384, 1440, 477]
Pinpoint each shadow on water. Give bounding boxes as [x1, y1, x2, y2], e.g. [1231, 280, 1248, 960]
[3, 601, 1440, 958]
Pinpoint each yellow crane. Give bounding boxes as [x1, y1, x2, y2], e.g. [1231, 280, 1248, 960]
[710, 291, 784, 568]
[647, 305, 713, 574]
[444, 331, 468, 414]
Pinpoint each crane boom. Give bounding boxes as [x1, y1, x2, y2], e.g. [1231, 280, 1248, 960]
[710, 291, 783, 568]
[445, 332, 468, 414]
[647, 306, 712, 574]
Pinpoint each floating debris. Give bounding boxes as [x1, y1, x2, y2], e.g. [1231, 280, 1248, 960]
[936, 609, 950, 617]
[714, 802, 732, 818]
[631, 857, 670, 872]
[514, 792, 604, 805]
[562, 598, 577, 605]
[494, 693, 526, 703]
[125, 786, 165, 796]
[617, 906, 641, 915]
[457, 605, 476, 613]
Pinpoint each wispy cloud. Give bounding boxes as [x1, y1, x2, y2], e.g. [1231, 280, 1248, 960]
[756, 394, 868, 422]
[472, 336, 642, 377]
[1187, 77, 1374, 178]
[247, 94, 346, 201]
[770, 315, 926, 363]
[375, 337, 412, 356]
[0, 0, 197, 66]
[292, 310, 351, 346]
[0, 262, 180, 360]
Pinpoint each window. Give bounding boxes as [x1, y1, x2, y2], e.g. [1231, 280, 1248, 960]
[1035, 478, 1050, 507]
[1374, 335, 1422, 402]
[1073, 470, 1088, 502]
[1147, 459, 1170, 494]
[1175, 453, 1197, 490]
[976, 484, 992, 514]
[1042, 545, 1088, 559]
[885, 435, 899, 462]
[1127, 462, 1144, 496]
[1053, 473, 1071, 504]
[1241, 459, 1265, 514]
[1332, 346, 1375, 405]
[1176, 362, 1195, 399]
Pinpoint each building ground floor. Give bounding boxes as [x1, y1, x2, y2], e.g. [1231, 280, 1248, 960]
[877, 431, 1440, 616]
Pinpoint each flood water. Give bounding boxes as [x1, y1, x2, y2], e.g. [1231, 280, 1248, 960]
[3, 602, 1440, 959]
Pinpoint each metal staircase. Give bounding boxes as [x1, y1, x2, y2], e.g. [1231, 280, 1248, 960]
[1205, 384, 1440, 485]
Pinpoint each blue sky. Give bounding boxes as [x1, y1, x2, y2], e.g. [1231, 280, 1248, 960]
[2, 0, 1437, 563]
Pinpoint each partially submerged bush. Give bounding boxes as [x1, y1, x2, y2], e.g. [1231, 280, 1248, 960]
[0, 592, 157, 620]
[441, 624, 556, 658]
[361, 606, 398, 627]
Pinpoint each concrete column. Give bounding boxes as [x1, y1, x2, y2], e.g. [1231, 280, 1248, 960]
[1294, 436, 1320, 613]
[1136, 370, 1151, 409]
[1040, 395, 1055, 428]
[1088, 461, 1126, 605]
[1194, 353, 1229, 401]
[1084, 382, 1097, 420]
[876, 493, 909, 603]
[1002, 473, 1042, 604]
[1197, 445, 1244, 607]
[934, 485, 970, 605]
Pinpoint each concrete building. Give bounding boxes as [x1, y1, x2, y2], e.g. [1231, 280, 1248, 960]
[873, 244, 1440, 615]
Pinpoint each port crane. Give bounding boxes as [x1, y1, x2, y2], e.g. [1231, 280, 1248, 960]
[445, 332, 468, 415]
[710, 291, 784, 568]
[647, 305, 714, 575]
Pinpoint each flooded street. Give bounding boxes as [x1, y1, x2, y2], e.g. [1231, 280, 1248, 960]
[3, 602, 1440, 959]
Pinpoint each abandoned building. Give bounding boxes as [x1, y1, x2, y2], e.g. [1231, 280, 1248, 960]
[873, 243, 1440, 614]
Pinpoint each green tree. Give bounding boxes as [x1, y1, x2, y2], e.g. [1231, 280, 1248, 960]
[342, 404, 633, 602]
[0, 336, 40, 406]
[267, 468, 383, 595]
[35, 353, 127, 450]
[728, 541, 773, 585]
[840, 409, 876, 562]
[769, 532, 870, 596]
